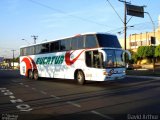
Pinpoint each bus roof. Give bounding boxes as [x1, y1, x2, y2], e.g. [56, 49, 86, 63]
[20, 32, 117, 48]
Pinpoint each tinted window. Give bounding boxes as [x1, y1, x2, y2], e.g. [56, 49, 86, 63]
[65, 39, 71, 50]
[35, 45, 42, 54]
[50, 42, 55, 52]
[41, 43, 49, 53]
[85, 35, 98, 48]
[20, 48, 24, 56]
[55, 41, 60, 51]
[115, 50, 125, 67]
[60, 40, 66, 50]
[77, 36, 84, 49]
[71, 38, 77, 50]
[97, 34, 121, 48]
[85, 51, 92, 67]
[105, 50, 116, 68]
[30, 46, 35, 55]
[23, 48, 27, 56]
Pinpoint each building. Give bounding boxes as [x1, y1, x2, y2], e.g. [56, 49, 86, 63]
[119, 16, 160, 52]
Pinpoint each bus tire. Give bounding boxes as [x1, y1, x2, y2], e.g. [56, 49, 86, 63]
[28, 70, 33, 79]
[33, 70, 38, 80]
[76, 70, 85, 85]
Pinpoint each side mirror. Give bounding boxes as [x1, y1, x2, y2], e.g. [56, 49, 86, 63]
[123, 50, 131, 61]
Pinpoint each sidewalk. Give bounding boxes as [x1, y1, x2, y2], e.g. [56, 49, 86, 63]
[126, 69, 160, 77]
[127, 75, 160, 80]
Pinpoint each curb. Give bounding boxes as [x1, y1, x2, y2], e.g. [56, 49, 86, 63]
[127, 75, 160, 79]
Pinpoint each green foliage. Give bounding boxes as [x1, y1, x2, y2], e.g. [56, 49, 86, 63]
[137, 46, 145, 58]
[128, 49, 138, 64]
[137, 46, 155, 58]
[155, 45, 160, 57]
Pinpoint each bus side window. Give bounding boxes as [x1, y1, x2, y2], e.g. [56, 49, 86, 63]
[60, 40, 66, 51]
[93, 51, 101, 68]
[85, 50, 103, 68]
[55, 41, 60, 51]
[85, 35, 98, 48]
[50, 42, 55, 52]
[71, 38, 78, 50]
[85, 51, 92, 67]
[65, 38, 71, 51]
[77, 36, 84, 49]
[35, 45, 41, 54]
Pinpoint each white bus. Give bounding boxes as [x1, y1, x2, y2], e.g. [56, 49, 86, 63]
[20, 33, 131, 84]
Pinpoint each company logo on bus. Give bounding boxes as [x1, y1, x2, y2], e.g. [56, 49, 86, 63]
[21, 50, 85, 75]
[65, 50, 85, 66]
[108, 69, 118, 76]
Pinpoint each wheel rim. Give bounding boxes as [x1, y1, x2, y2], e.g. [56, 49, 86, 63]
[34, 71, 38, 80]
[77, 72, 82, 81]
[29, 71, 33, 79]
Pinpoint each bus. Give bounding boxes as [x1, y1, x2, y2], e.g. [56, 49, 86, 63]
[20, 33, 131, 85]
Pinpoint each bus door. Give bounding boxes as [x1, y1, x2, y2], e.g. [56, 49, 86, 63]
[85, 50, 103, 80]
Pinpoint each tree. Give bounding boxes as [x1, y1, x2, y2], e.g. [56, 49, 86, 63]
[137, 46, 155, 59]
[155, 45, 160, 57]
[128, 49, 138, 64]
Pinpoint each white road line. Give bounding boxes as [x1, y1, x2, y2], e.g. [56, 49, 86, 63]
[67, 101, 81, 108]
[50, 95, 61, 99]
[41, 91, 47, 95]
[25, 85, 29, 87]
[31, 87, 36, 90]
[19, 83, 24, 85]
[9, 96, 16, 99]
[12, 80, 18, 83]
[91, 110, 114, 120]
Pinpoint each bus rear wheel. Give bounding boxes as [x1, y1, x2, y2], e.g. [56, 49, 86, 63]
[33, 70, 38, 80]
[76, 70, 85, 85]
[28, 70, 33, 79]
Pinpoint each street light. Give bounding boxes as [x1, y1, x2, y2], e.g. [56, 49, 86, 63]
[22, 39, 31, 45]
[117, 25, 134, 35]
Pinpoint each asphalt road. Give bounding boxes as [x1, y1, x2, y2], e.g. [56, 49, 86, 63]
[0, 70, 160, 120]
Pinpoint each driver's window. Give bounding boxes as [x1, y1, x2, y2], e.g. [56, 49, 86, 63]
[106, 50, 115, 68]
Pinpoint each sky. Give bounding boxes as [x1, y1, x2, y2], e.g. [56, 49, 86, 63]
[0, 0, 160, 58]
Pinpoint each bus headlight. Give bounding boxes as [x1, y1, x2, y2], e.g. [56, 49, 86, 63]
[103, 71, 108, 75]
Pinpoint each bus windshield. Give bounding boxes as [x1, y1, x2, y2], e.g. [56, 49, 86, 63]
[97, 34, 121, 48]
[103, 49, 125, 68]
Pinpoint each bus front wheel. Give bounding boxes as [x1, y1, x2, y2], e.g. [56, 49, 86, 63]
[33, 70, 38, 80]
[76, 70, 85, 85]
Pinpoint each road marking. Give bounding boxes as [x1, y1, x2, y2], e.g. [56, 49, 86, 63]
[10, 99, 23, 104]
[50, 95, 61, 99]
[67, 101, 81, 108]
[12, 80, 19, 83]
[0, 87, 33, 112]
[41, 91, 47, 95]
[91, 110, 113, 120]
[31, 87, 36, 90]
[19, 83, 24, 85]
[9, 96, 16, 99]
[25, 85, 29, 87]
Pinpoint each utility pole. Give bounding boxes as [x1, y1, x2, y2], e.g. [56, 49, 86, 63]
[124, 1, 127, 50]
[31, 35, 38, 44]
[144, 12, 156, 72]
[11, 50, 16, 69]
[118, 0, 130, 50]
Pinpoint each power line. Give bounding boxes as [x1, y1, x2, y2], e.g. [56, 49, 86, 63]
[28, 0, 111, 28]
[107, 19, 159, 33]
[106, 0, 124, 23]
